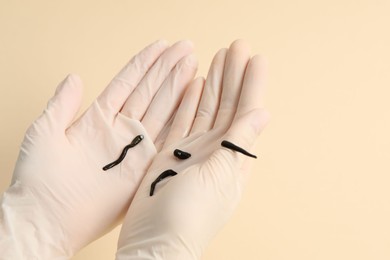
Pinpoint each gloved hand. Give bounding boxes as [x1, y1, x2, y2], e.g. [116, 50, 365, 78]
[0, 40, 198, 259]
[116, 40, 271, 260]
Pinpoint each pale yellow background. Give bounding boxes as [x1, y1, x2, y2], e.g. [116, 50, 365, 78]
[1, 0, 389, 259]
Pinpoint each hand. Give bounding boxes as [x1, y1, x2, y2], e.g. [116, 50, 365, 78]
[116, 40, 270, 259]
[0, 40, 197, 259]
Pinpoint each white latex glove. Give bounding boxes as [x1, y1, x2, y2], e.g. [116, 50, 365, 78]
[116, 40, 271, 260]
[0, 40, 198, 259]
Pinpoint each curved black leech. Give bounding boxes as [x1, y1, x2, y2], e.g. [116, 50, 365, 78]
[173, 149, 191, 160]
[150, 169, 178, 196]
[102, 135, 144, 171]
[221, 140, 257, 159]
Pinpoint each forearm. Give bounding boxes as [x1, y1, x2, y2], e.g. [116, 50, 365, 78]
[116, 247, 198, 260]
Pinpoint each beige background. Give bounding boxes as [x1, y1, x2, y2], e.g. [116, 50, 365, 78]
[1, 0, 389, 259]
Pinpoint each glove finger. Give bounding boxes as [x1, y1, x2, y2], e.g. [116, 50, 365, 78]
[141, 54, 198, 142]
[33, 74, 83, 134]
[221, 55, 270, 166]
[234, 55, 267, 116]
[213, 39, 251, 131]
[190, 48, 227, 135]
[121, 40, 194, 121]
[239, 51, 268, 172]
[163, 76, 205, 149]
[97, 40, 169, 118]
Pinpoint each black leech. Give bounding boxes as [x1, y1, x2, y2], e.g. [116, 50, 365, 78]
[150, 169, 178, 196]
[102, 135, 144, 171]
[173, 149, 191, 160]
[221, 140, 257, 159]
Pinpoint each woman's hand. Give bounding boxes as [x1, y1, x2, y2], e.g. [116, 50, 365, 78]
[0, 40, 197, 259]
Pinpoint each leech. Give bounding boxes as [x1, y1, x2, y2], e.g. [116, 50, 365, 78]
[173, 149, 191, 160]
[150, 169, 178, 196]
[221, 140, 257, 159]
[102, 135, 144, 171]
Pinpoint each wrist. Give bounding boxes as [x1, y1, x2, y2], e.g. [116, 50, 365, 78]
[116, 233, 200, 260]
[0, 183, 72, 259]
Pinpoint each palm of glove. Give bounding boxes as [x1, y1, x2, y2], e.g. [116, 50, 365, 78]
[10, 100, 156, 253]
[117, 127, 246, 259]
[117, 40, 270, 260]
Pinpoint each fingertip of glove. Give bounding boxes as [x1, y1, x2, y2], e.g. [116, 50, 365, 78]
[66, 73, 82, 88]
[251, 54, 267, 68]
[155, 39, 169, 48]
[183, 54, 198, 68]
[230, 39, 250, 50]
[176, 39, 194, 50]
[55, 74, 80, 95]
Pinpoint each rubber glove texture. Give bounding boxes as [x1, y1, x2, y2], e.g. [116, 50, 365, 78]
[0, 40, 197, 259]
[116, 40, 270, 260]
